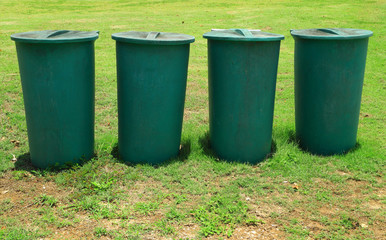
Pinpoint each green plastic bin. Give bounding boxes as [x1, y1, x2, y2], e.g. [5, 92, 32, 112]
[112, 31, 195, 164]
[11, 30, 99, 168]
[203, 29, 284, 163]
[291, 28, 373, 155]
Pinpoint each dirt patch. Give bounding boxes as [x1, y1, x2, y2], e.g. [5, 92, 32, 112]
[229, 225, 284, 240]
[366, 200, 383, 210]
[174, 223, 200, 239]
[203, 224, 285, 240]
[252, 203, 285, 218]
[0, 173, 70, 208]
[1, 171, 384, 239]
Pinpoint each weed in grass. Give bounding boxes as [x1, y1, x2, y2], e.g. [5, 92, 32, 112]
[0, 198, 13, 214]
[123, 168, 142, 182]
[34, 194, 58, 207]
[165, 207, 186, 222]
[93, 204, 118, 219]
[314, 227, 369, 240]
[55, 219, 73, 228]
[173, 193, 188, 204]
[57, 207, 76, 219]
[155, 219, 176, 236]
[338, 214, 360, 230]
[192, 189, 251, 237]
[319, 215, 332, 226]
[284, 219, 310, 239]
[0, 227, 47, 240]
[135, 201, 159, 216]
[94, 227, 109, 237]
[77, 196, 100, 213]
[245, 216, 265, 226]
[118, 207, 134, 219]
[11, 170, 31, 180]
[120, 223, 151, 239]
[270, 212, 280, 218]
[39, 211, 57, 225]
[315, 190, 332, 202]
[91, 178, 115, 191]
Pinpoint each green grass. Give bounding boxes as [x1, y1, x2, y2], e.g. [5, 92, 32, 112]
[0, 0, 385, 239]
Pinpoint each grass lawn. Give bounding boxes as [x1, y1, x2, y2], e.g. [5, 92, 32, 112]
[0, 0, 385, 239]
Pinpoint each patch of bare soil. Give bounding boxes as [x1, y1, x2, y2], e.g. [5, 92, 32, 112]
[1, 171, 384, 239]
[0, 173, 100, 239]
[228, 224, 283, 240]
[0, 173, 69, 209]
[315, 177, 385, 239]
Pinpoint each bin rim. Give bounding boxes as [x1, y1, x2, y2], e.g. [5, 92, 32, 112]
[11, 30, 99, 43]
[203, 28, 284, 41]
[290, 28, 373, 40]
[112, 31, 195, 45]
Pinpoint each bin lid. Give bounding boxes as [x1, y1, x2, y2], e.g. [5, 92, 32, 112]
[11, 30, 99, 43]
[290, 28, 373, 40]
[203, 29, 284, 41]
[111, 31, 195, 45]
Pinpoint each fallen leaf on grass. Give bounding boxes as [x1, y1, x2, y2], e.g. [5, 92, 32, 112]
[361, 223, 368, 228]
[10, 140, 20, 147]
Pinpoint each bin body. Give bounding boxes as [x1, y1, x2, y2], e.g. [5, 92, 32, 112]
[112, 31, 195, 164]
[203, 29, 284, 163]
[11, 30, 98, 168]
[291, 28, 373, 155]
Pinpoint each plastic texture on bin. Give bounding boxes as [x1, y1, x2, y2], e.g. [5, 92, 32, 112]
[112, 31, 195, 45]
[203, 28, 284, 41]
[11, 30, 99, 43]
[291, 28, 372, 155]
[114, 31, 193, 164]
[290, 28, 373, 40]
[11, 30, 97, 168]
[206, 29, 283, 164]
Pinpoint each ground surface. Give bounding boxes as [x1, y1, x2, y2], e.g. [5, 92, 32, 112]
[0, 0, 385, 239]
